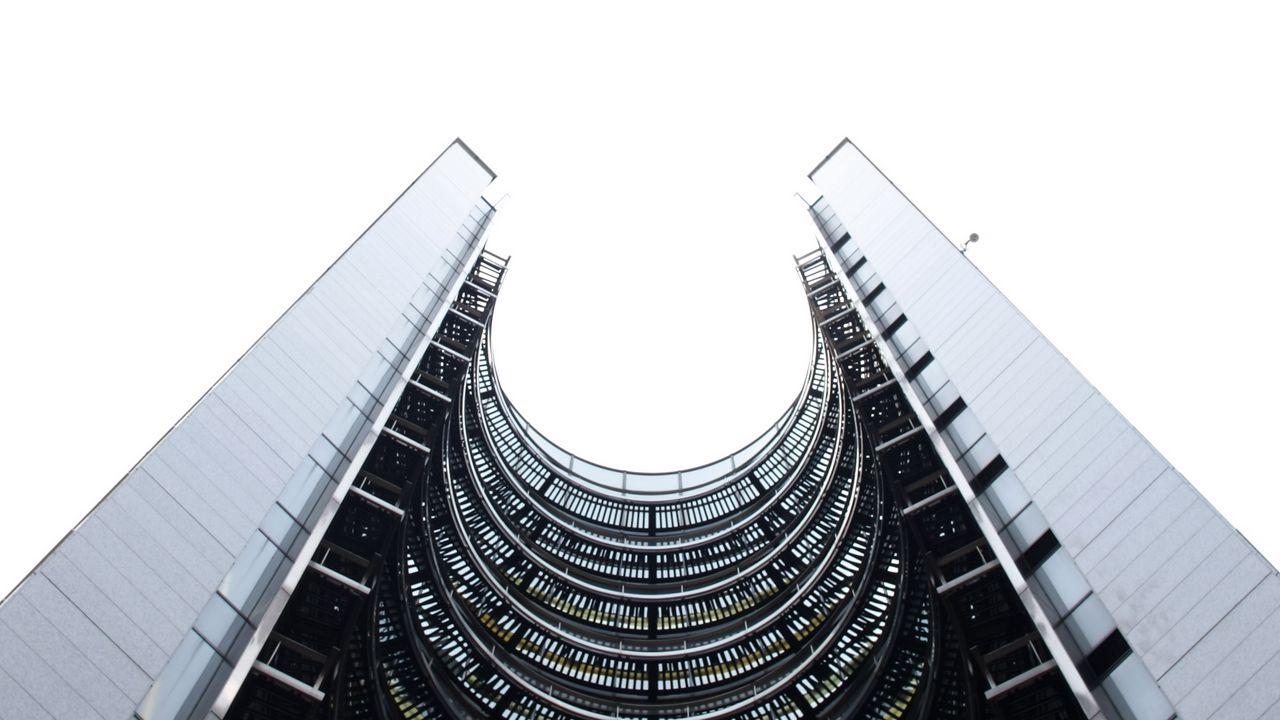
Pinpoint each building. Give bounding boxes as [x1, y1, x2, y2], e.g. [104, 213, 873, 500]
[0, 139, 1276, 720]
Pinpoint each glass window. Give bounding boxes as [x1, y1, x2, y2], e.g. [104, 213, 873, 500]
[1063, 594, 1117, 660]
[217, 531, 286, 620]
[889, 324, 920, 358]
[868, 292, 895, 320]
[960, 436, 999, 481]
[1033, 550, 1091, 618]
[321, 400, 369, 461]
[1006, 504, 1049, 552]
[981, 469, 1030, 528]
[943, 410, 984, 455]
[1101, 655, 1175, 720]
[192, 594, 250, 660]
[911, 363, 948, 401]
[928, 382, 961, 418]
[279, 458, 336, 529]
[135, 633, 227, 720]
[898, 338, 929, 370]
[260, 503, 304, 559]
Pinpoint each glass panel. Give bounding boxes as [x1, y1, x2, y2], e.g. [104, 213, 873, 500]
[911, 362, 948, 402]
[1101, 654, 1175, 720]
[889, 324, 920, 358]
[1006, 503, 1049, 552]
[321, 400, 369, 461]
[1034, 550, 1091, 618]
[943, 411, 984, 456]
[278, 458, 336, 529]
[135, 632, 227, 720]
[1063, 593, 1117, 659]
[216, 531, 285, 619]
[192, 593, 250, 660]
[260, 503, 304, 559]
[960, 435, 998, 481]
[982, 469, 1030, 528]
[928, 381, 960, 417]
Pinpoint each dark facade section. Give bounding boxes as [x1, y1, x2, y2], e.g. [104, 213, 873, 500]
[227, 252, 507, 719]
[222, 242, 1088, 719]
[797, 250, 1083, 719]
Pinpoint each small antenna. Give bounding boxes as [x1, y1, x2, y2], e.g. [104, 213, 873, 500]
[961, 233, 979, 254]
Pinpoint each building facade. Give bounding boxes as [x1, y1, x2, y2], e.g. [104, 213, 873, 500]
[807, 140, 1280, 719]
[0, 139, 1276, 719]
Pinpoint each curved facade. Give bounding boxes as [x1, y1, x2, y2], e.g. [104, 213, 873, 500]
[225, 243, 1083, 719]
[3, 139, 1277, 720]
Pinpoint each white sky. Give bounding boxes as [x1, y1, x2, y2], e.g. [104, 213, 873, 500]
[1, 3, 1277, 597]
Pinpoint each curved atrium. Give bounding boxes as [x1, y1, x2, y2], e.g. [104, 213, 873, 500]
[225, 248, 1084, 720]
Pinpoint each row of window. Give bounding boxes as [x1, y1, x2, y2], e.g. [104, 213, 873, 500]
[809, 213, 1172, 720]
[472, 338, 831, 535]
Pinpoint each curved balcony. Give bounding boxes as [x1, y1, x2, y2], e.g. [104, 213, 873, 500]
[371, 438, 933, 720]
[394, 445, 909, 717]
[353, 299, 956, 720]
[487, 314, 826, 503]
[295, 251, 1092, 720]
[458, 368, 848, 595]
[474, 333, 834, 541]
